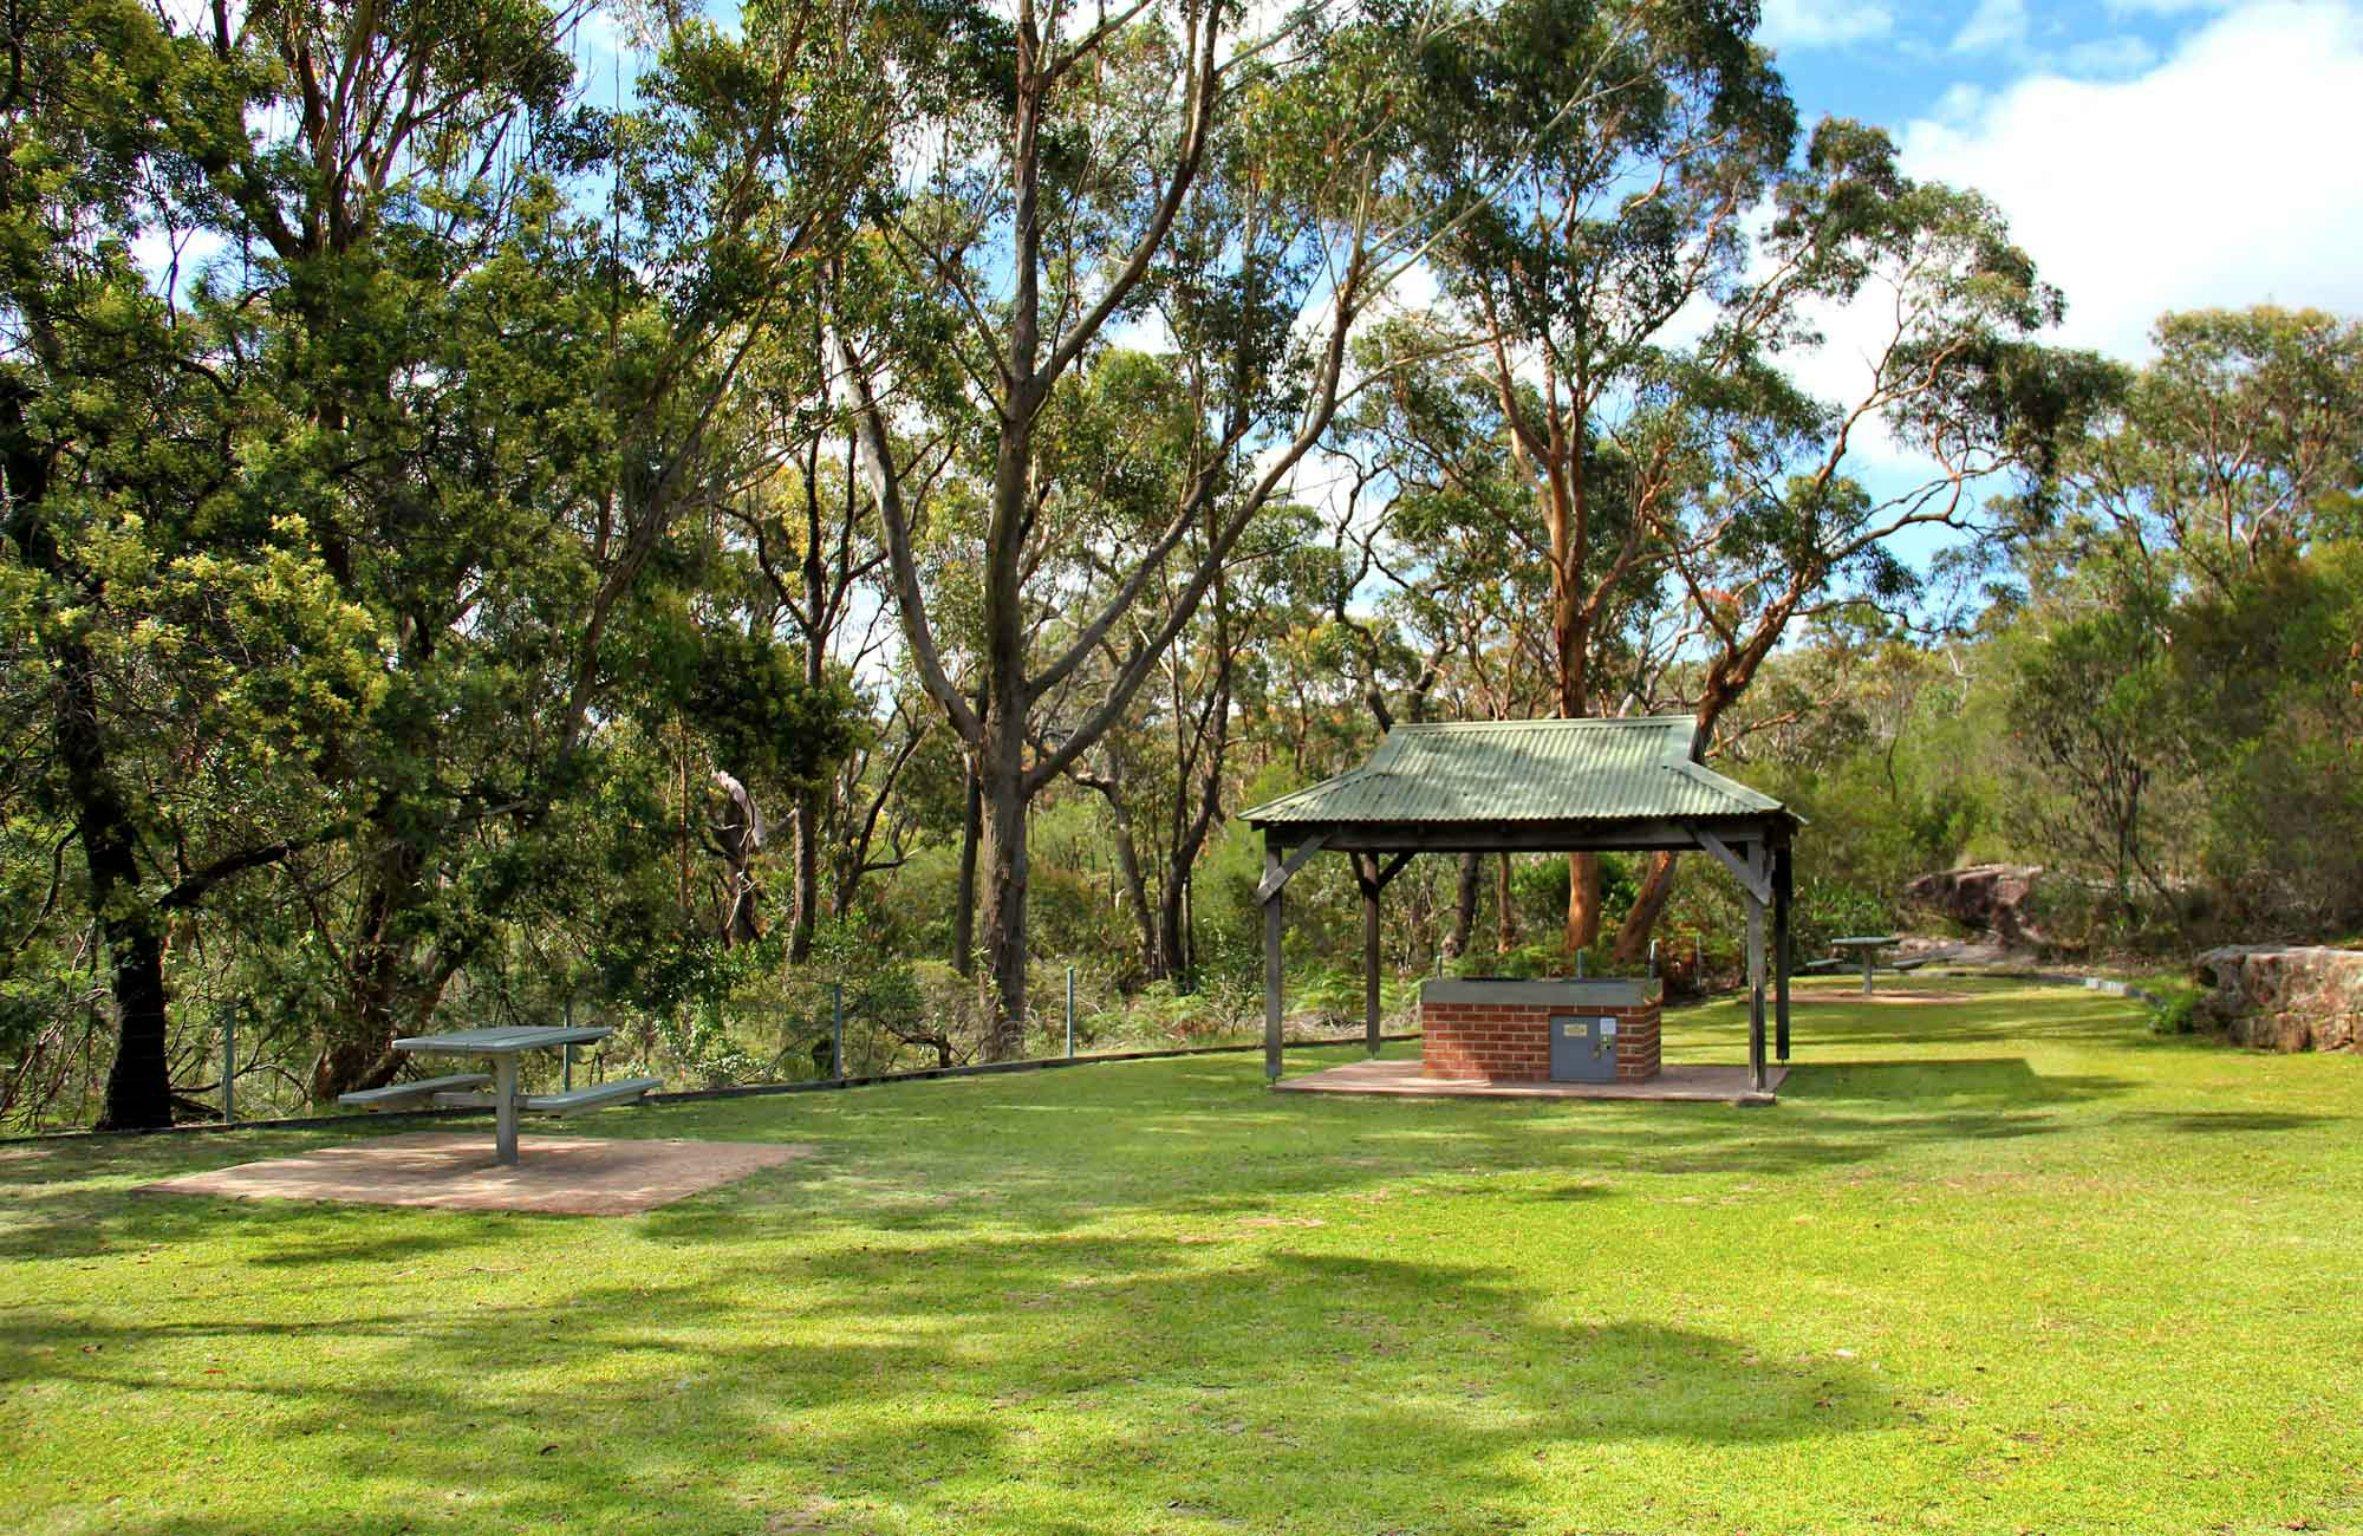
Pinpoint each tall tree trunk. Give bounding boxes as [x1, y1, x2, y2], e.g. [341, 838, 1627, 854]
[96, 919, 172, 1131]
[790, 785, 820, 962]
[953, 763, 980, 975]
[1156, 880, 1189, 990]
[974, 697, 1031, 1059]
[1105, 801, 1156, 980]
[1547, 389, 1606, 953]
[2, 398, 174, 1130]
[1156, 594, 1232, 992]
[1565, 852, 1603, 954]
[791, 461, 829, 963]
[316, 620, 447, 1100]
[1613, 851, 1678, 965]
[1445, 852, 1480, 960]
[1495, 853, 1517, 954]
[313, 831, 422, 1099]
[965, 22, 1048, 1060]
[61, 630, 172, 1131]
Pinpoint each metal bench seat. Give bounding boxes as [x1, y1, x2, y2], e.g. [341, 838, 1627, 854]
[522, 1077, 662, 1117]
[1890, 957, 1930, 973]
[337, 1073, 493, 1110]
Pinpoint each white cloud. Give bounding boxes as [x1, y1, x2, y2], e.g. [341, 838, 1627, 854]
[1930, 81, 1987, 121]
[2058, 33, 2158, 74]
[1759, 0, 1894, 50]
[1901, 0, 2363, 359]
[1952, 0, 2029, 53]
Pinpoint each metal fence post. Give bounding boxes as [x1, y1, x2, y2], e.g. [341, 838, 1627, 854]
[831, 982, 845, 1081]
[563, 996, 575, 1092]
[1065, 966, 1076, 1059]
[221, 1000, 235, 1125]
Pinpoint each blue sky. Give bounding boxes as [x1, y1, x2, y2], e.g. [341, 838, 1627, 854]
[1765, 0, 2363, 362]
[1734, 0, 2363, 586]
[1770, 0, 2195, 126]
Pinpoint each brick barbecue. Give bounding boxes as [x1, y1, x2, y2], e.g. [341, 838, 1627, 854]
[1420, 978, 1662, 1084]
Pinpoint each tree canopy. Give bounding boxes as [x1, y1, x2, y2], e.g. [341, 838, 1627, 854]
[4, 0, 2355, 1129]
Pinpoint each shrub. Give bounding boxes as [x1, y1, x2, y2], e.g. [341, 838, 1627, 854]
[2143, 980, 2206, 1036]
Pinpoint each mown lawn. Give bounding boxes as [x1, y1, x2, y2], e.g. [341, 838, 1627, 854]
[3, 978, 2359, 1536]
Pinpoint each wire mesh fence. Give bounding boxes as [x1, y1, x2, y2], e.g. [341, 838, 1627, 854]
[5, 964, 1417, 1137]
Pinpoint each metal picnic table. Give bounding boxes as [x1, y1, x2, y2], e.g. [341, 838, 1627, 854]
[338, 1025, 659, 1165]
[1828, 934, 1902, 996]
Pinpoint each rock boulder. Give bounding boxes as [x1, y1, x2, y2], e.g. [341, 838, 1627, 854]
[1904, 864, 2047, 947]
[2191, 945, 2363, 1052]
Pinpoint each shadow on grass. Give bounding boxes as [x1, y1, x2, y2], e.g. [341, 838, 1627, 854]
[0, 1231, 1893, 1533]
[2, 980, 2160, 1263]
[0, 1036, 2134, 1262]
[2114, 1108, 2338, 1134]
[0, 1129, 541, 1266]
[1786, 1057, 2130, 1106]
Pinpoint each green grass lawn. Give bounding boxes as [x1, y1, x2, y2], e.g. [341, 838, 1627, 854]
[4, 978, 2360, 1535]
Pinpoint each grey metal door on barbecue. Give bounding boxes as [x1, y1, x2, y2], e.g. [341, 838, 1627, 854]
[1549, 1015, 1618, 1083]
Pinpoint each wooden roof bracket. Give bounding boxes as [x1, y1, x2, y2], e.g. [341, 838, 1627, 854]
[1695, 826, 1774, 905]
[1256, 833, 1330, 903]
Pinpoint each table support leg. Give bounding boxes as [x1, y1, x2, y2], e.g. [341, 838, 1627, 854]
[1862, 954, 1875, 997]
[493, 1055, 520, 1166]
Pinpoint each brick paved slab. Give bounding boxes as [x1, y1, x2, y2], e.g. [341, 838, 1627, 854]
[139, 1132, 812, 1215]
[1274, 1058, 1784, 1104]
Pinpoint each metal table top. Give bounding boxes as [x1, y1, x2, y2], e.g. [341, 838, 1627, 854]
[391, 1025, 613, 1056]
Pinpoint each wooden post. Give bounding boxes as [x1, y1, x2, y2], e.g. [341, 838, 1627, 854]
[1361, 858, 1382, 1058]
[1745, 886, 1767, 1094]
[1772, 842, 1793, 1064]
[1263, 845, 1285, 1083]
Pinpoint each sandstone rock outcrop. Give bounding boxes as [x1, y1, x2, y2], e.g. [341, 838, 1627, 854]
[1904, 864, 2046, 948]
[2192, 945, 2363, 1052]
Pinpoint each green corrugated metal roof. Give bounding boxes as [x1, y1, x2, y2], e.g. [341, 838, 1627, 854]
[1239, 716, 1784, 827]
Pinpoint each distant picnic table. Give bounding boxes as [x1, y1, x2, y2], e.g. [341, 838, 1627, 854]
[1828, 935, 1903, 996]
[338, 1025, 657, 1165]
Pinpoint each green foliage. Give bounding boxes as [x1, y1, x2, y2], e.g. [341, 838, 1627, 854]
[676, 626, 864, 791]
[2142, 979, 2206, 1037]
[1, 0, 2353, 1128]
[1789, 877, 1895, 959]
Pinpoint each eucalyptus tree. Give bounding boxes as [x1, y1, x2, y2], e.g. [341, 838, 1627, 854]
[715, 343, 913, 961]
[2059, 307, 2363, 595]
[1607, 121, 2112, 958]
[1993, 307, 2363, 936]
[1059, 493, 1334, 986]
[1326, 318, 1565, 953]
[1378, 0, 1797, 950]
[834, 0, 1461, 1054]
